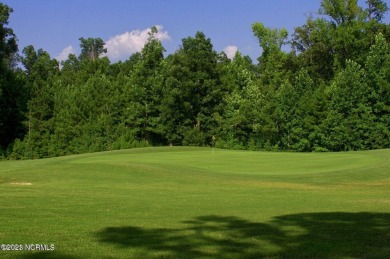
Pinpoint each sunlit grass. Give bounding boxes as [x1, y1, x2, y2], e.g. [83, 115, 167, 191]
[0, 147, 389, 258]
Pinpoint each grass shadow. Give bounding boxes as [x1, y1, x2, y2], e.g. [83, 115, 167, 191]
[18, 251, 80, 259]
[96, 212, 390, 258]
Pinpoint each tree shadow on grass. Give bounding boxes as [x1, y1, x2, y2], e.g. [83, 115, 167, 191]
[18, 251, 80, 259]
[96, 212, 390, 258]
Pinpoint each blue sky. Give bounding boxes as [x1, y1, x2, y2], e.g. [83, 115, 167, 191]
[3, 0, 389, 63]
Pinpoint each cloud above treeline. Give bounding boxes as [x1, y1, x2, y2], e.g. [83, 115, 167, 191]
[105, 25, 170, 61]
[223, 45, 238, 59]
[56, 25, 170, 63]
[56, 45, 76, 63]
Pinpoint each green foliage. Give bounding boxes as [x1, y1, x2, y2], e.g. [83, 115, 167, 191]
[160, 32, 224, 146]
[366, 0, 388, 21]
[274, 70, 316, 151]
[324, 60, 376, 150]
[252, 22, 288, 52]
[252, 22, 289, 86]
[79, 37, 107, 61]
[125, 27, 165, 144]
[320, 0, 362, 25]
[0, 3, 17, 69]
[0, 70, 27, 150]
[364, 33, 390, 148]
[292, 17, 335, 81]
[0, 3, 27, 151]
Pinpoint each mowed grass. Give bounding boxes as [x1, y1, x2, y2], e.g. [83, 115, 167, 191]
[0, 147, 389, 258]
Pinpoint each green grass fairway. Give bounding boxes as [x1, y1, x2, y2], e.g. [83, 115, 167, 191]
[1, 147, 390, 258]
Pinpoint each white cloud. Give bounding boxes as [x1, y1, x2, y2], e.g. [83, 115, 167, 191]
[105, 25, 170, 61]
[56, 45, 75, 63]
[223, 45, 239, 60]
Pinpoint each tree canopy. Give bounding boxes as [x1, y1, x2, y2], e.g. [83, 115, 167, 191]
[1, 0, 389, 159]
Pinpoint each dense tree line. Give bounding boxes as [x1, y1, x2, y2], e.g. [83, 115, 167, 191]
[1, 0, 389, 159]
